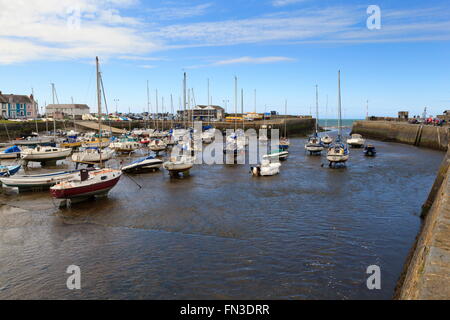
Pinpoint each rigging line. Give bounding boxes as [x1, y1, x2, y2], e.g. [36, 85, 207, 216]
[99, 72, 113, 135]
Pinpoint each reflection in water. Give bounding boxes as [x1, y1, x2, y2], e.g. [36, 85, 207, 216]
[0, 130, 445, 299]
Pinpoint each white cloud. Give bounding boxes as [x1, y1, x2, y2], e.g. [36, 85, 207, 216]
[272, 0, 307, 7]
[215, 56, 295, 65]
[145, 3, 213, 21]
[0, 0, 156, 64]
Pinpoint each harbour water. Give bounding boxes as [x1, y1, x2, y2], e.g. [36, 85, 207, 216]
[0, 129, 445, 299]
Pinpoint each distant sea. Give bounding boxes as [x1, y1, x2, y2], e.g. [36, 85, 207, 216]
[318, 119, 362, 129]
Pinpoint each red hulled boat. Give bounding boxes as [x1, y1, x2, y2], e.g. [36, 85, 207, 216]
[50, 169, 122, 199]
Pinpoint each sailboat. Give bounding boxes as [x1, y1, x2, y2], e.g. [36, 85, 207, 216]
[305, 85, 324, 155]
[21, 146, 72, 165]
[0, 145, 21, 159]
[321, 95, 333, 145]
[51, 57, 122, 200]
[327, 71, 349, 167]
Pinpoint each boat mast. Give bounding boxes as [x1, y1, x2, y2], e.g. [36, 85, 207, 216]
[183, 72, 187, 129]
[155, 89, 159, 131]
[284, 99, 287, 138]
[315, 84, 319, 135]
[337, 70, 342, 141]
[234, 76, 237, 131]
[241, 88, 244, 131]
[96, 56, 103, 166]
[146, 80, 150, 129]
[170, 94, 174, 130]
[366, 99, 369, 119]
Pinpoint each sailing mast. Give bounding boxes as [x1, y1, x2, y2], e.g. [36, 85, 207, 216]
[337, 70, 342, 141]
[96, 57, 103, 166]
[234, 76, 237, 131]
[183, 72, 187, 129]
[155, 89, 159, 131]
[146, 81, 150, 129]
[284, 99, 287, 138]
[241, 88, 244, 131]
[315, 84, 319, 135]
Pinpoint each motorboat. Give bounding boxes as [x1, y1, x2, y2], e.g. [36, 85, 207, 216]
[251, 159, 281, 176]
[305, 135, 324, 155]
[347, 134, 366, 148]
[149, 139, 167, 153]
[321, 134, 333, 145]
[364, 144, 377, 157]
[0, 146, 21, 159]
[0, 165, 21, 177]
[109, 139, 140, 153]
[163, 155, 194, 176]
[263, 149, 289, 161]
[0, 170, 80, 191]
[121, 156, 163, 173]
[21, 146, 72, 163]
[71, 148, 115, 164]
[50, 168, 122, 200]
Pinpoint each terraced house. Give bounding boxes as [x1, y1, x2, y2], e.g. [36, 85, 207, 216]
[0, 91, 38, 119]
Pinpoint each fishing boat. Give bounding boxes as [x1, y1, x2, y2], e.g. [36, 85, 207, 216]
[21, 146, 72, 163]
[71, 147, 115, 164]
[347, 134, 366, 148]
[121, 156, 163, 173]
[0, 165, 21, 177]
[149, 139, 167, 153]
[0, 170, 80, 191]
[263, 149, 289, 161]
[163, 155, 194, 176]
[251, 159, 281, 176]
[0, 146, 21, 159]
[364, 144, 377, 157]
[327, 71, 350, 167]
[305, 85, 324, 155]
[321, 134, 333, 145]
[50, 168, 122, 200]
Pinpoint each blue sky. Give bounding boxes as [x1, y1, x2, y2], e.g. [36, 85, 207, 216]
[0, 0, 449, 118]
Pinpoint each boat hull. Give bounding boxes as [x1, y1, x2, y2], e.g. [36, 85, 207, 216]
[50, 175, 121, 199]
[0, 171, 79, 191]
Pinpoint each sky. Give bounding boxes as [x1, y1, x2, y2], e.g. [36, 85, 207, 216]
[0, 0, 449, 118]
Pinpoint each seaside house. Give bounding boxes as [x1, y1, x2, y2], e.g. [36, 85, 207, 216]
[0, 91, 38, 119]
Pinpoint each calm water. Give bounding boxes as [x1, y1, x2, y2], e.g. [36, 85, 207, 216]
[0, 129, 444, 300]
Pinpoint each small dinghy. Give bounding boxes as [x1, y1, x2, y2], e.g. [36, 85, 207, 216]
[263, 149, 289, 161]
[0, 146, 21, 159]
[251, 159, 281, 176]
[50, 168, 122, 200]
[364, 144, 377, 157]
[121, 156, 163, 173]
[0, 165, 21, 177]
[0, 170, 80, 191]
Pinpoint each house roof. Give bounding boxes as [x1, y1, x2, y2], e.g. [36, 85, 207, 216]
[0, 93, 33, 104]
[46, 104, 90, 110]
[195, 105, 224, 111]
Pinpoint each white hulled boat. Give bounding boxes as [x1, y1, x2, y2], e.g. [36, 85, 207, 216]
[347, 134, 366, 148]
[327, 70, 350, 167]
[72, 148, 115, 164]
[21, 146, 72, 164]
[251, 159, 281, 176]
[121, 156, 163, 173]
[305, 85, 324, 155]
[0, 170, 80, 191]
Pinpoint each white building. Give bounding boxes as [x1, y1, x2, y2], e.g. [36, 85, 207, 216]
[46, 104, 90, 119]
